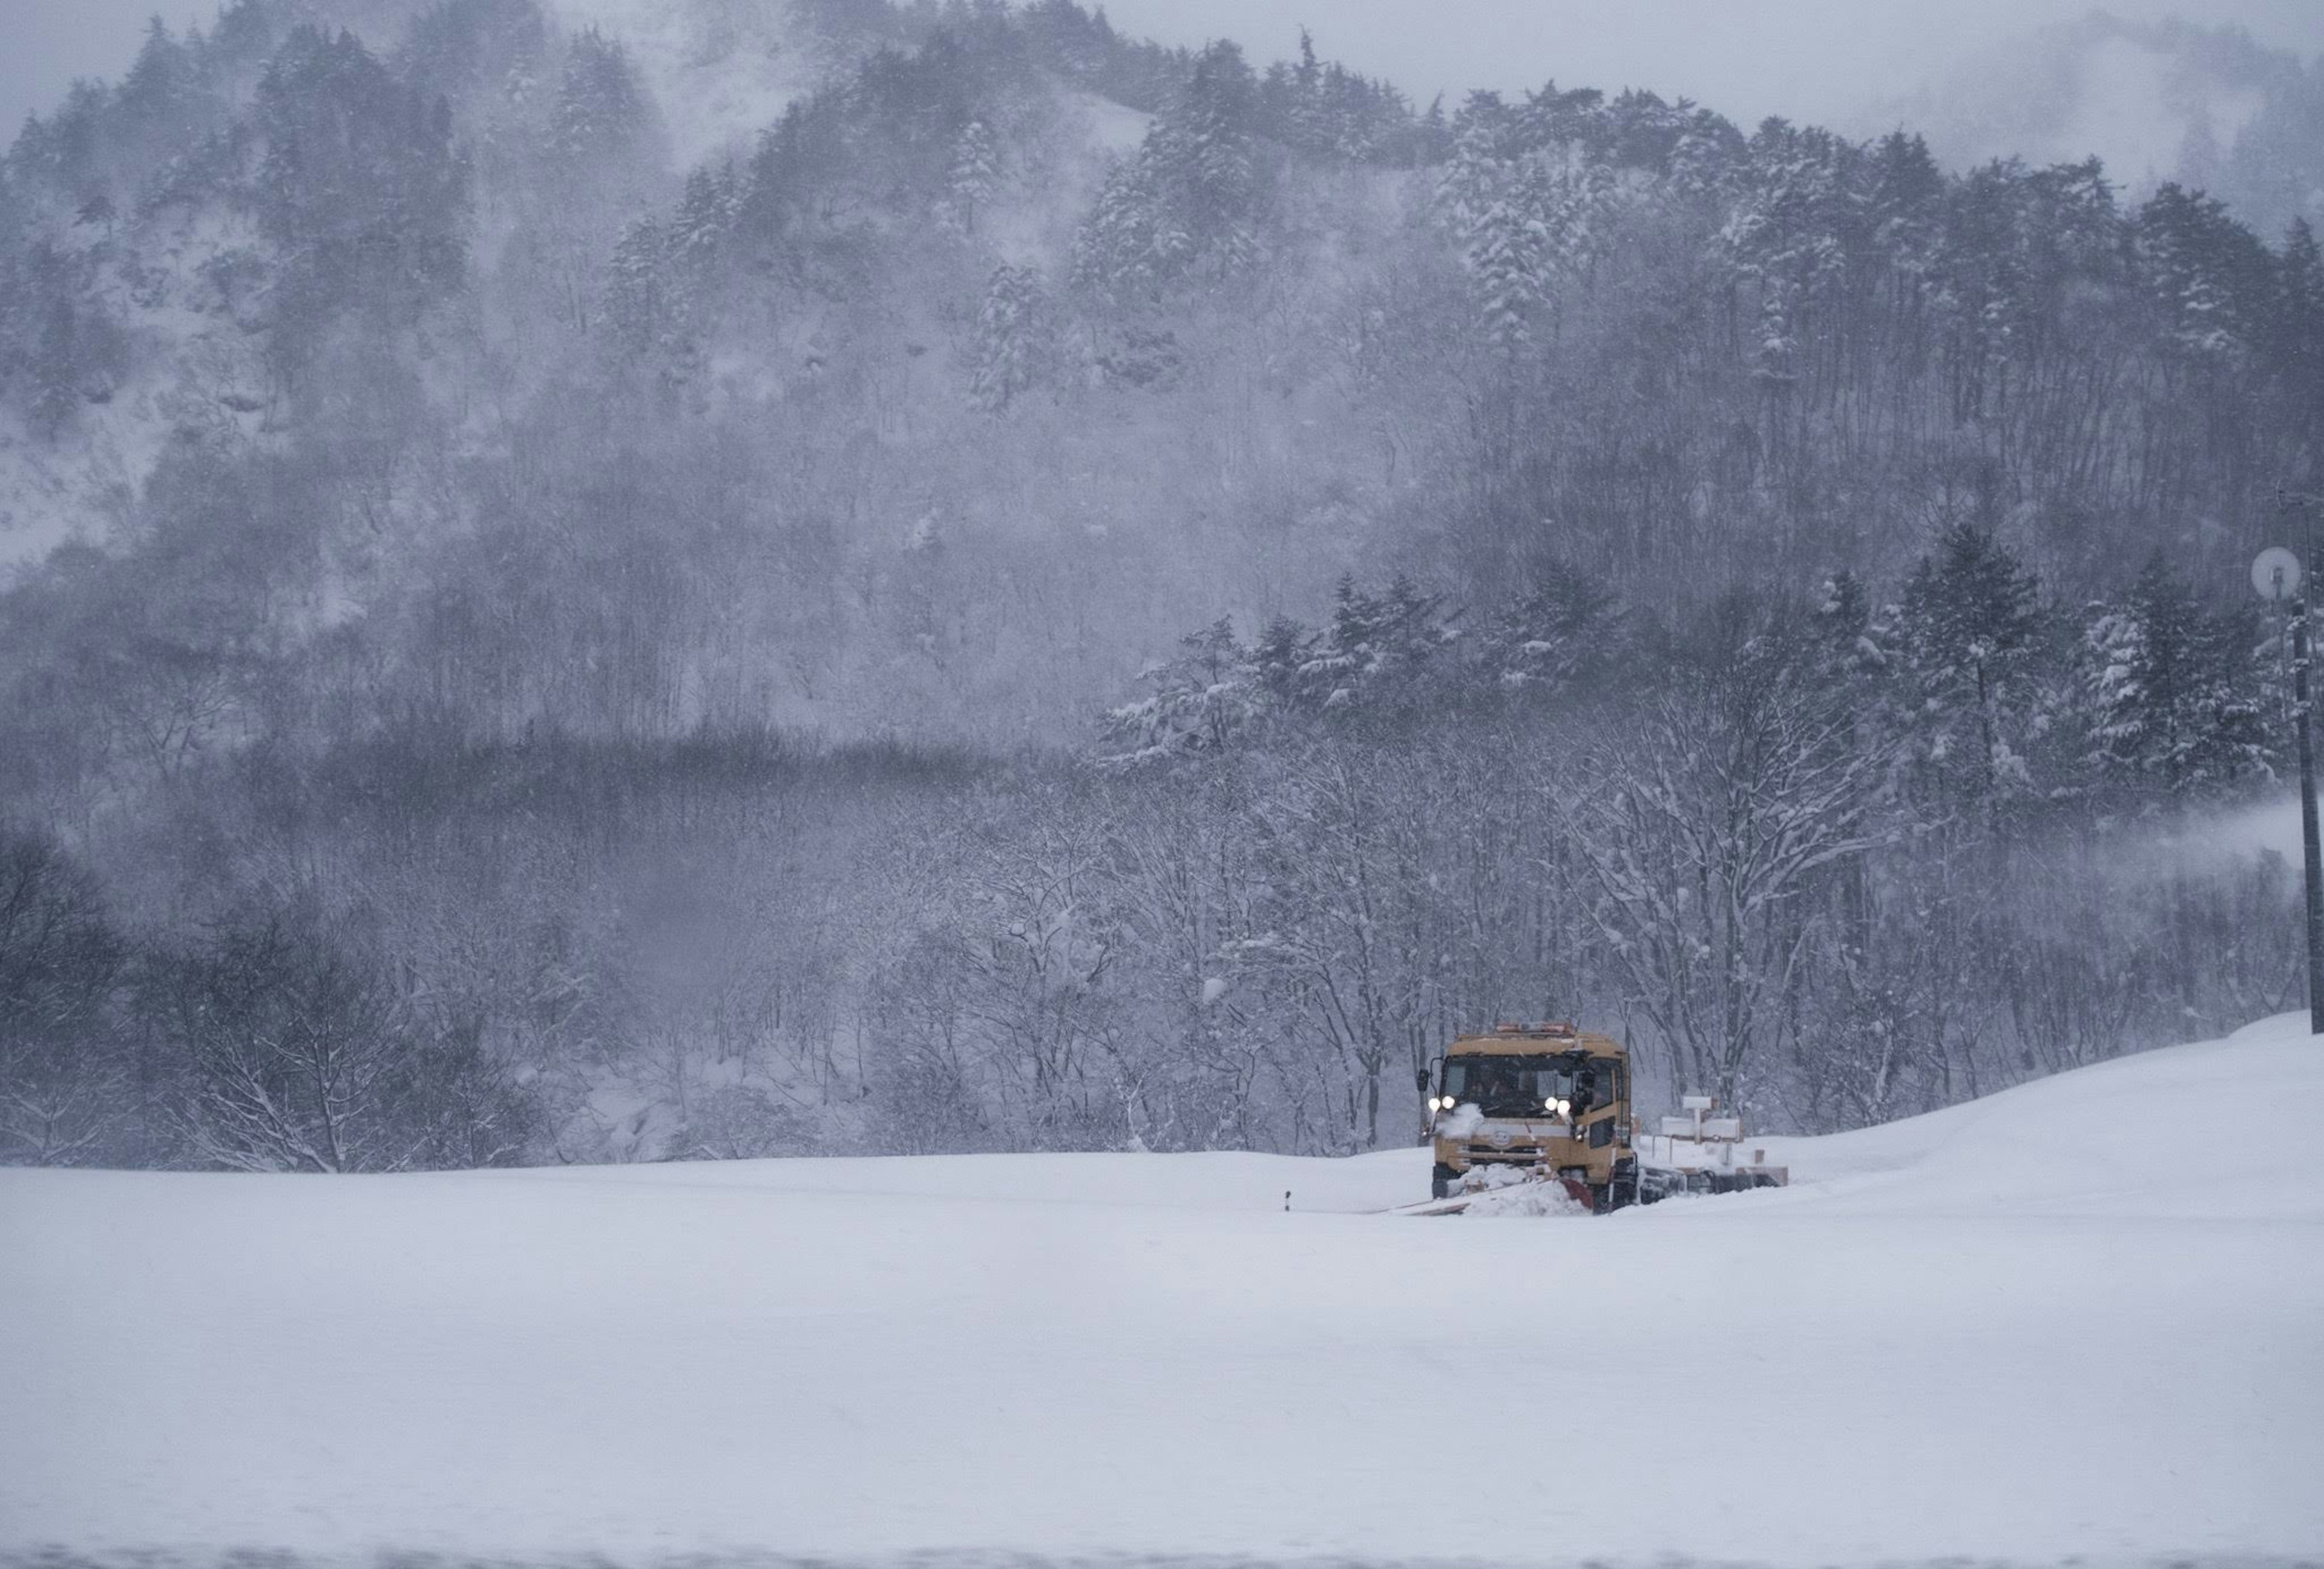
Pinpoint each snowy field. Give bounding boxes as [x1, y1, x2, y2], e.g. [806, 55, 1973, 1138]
[4, 1017, 2322, 1567]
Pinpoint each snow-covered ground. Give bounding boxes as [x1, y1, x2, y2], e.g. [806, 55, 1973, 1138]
[4, 1016, 2320, 1564]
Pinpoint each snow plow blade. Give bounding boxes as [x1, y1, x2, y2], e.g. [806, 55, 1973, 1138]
[1389, 1171, 1597, 1216]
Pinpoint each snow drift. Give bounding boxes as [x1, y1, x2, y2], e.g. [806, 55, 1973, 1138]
[2, 1015, 2319, 1565]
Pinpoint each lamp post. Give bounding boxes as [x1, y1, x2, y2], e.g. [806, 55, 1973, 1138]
[2254, 538, 2324, 1035]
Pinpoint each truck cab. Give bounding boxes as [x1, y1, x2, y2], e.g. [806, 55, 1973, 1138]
[1421, 1022, 1638, 1210]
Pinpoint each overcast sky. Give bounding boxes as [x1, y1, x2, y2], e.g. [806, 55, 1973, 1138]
[1096, 0, 2324, 131]
[6, 0, 2323, 144]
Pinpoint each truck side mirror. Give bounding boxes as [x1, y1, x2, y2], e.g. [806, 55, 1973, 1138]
[1413, 1067, 1430, 1093]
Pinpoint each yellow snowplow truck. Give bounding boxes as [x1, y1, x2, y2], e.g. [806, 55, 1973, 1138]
[1420, 1023, 1639, 1211]
[1419, 1022, 1790, 1213]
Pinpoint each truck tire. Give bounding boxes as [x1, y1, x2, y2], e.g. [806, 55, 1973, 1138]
[1607, 1158, 1640, 1211]
[1431, 1163, 1460, 1200]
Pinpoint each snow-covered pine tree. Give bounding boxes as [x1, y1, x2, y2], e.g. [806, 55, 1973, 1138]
[1665, 124, 1732, 203]
[13, 240, 114, 439]
[942, 119, 1000, 237]
[1487, 562, 1623, 695]
[1162, 40, 1258, 278]
[28, 296, 86, 438]
[1304, 575, 1456, 716]
[2268, 217, 2324, 422]
[1072, 40, 1264, 301]
[1895, 523, 2048, 818]
[1249, 614, 1321, 710]
[114, 17, 203, 169]
[1867, 129, 1944, 278]
[1099, 618, 1261, 764]
[551, 27, 649, 171]
[1810, 569, 1894, 690]
[2086, 554, 2271, 798]
[604, 216, 677, 355]
[968, 264, 1046, 411]
[1072, 151, 1167, 303]
[669, 163, 739, 267]
[1466, 193, 1543, 352]
[1435, 106, 1505, 238]
[252, 25, 468, 356]
[2136, 182, 2271, 368]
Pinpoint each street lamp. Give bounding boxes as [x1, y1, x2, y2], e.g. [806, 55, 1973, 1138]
[2254, 540, 2324, 1035]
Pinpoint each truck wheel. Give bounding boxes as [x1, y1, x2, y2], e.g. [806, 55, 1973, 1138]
[1431, 1163, 1459, 1200]
[1607, 1159, 1640, 1211]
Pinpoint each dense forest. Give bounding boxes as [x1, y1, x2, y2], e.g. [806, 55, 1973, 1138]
[1, 0, 2319, 1170]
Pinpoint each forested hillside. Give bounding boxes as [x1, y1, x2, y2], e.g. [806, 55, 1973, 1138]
[1, 0, 2317, 1170]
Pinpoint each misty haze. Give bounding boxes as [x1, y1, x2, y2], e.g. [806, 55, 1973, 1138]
[1, 1, 2319, 1567]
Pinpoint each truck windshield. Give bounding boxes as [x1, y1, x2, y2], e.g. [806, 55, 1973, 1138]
[1442, 1054, 1620, 1117]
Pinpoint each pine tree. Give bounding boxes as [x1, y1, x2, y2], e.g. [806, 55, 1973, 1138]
[1665, 119, 1735, 203]
[1435, 108, 1505, 234]
[669, 163, 738, 266]
[1072, 151, 1169, 302]
[1466, 194, 1543, 352]
[1163, 40, 1258, 277]
[1416, 94, 1452, 165]
[1070, 39, 1266, 300]
[11, 241, 85, 436]
[1868, 130, 1943, 279]
[1307, 574, 1454, 715]
[28, 295, 85, 438]
[1250, 614, 1319, 709]
[2136, 182, 2271, 367]
[2086, 554, 2271, 798]
[1488, 563, 1622, 695]
[1100, 617, 1260, 763]
[252, 26, 468, 353]
[116, 18, 197, 151]
[1896, 523, 2047, 815]
[1811, 570, 1889, 683]
[1288, 28, 1324, 154]
[605, 217, 678, 355]
[942, 119, 1000, 236]
[2270, 217, 2324, 427]
[552, 27, 649, 170]
[968, 264, 1045, 411]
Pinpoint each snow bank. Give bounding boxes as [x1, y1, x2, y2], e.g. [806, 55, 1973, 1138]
[3, 1019, 2320, 1565]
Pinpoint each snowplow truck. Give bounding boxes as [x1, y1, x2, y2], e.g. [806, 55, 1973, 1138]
[1420, 1023, 1639, 1211]
[1419, 1022, 1791, 1212]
